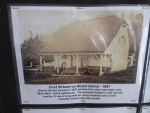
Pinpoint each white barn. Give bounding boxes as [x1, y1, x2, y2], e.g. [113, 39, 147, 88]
[38, 15, 135, 76]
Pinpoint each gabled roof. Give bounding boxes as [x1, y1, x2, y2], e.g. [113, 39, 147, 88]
[40, 15, 124, 53]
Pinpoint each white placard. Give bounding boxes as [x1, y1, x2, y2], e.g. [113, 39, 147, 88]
[22, 107, 137, 113]
[9, 5, 150, 104]
[141, 106, 150, 113]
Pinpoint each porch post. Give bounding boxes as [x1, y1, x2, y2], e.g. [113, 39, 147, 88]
[130, 54, 134, 66]
[56, 55, 62, 73]
[76, 54, 79, 73]
[30, 62, 33, 67]
[57, 55, 59, 73]
[43, 60, 45, 67]
[99, 54, 103, 76]
[39, 55, 43, 71]
[54, 55, 57, 69]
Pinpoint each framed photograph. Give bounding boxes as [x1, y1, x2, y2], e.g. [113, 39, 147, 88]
[141, 106, 150, 113]
[9, 5, 150, 104]
[22, 107, 137, 113]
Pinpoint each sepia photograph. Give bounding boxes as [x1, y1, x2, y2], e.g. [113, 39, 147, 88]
[10, 6, 150, 104]
[16, 9, 144, 84]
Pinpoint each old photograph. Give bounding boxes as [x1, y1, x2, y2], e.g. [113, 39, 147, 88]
[17, 9, 143, 84]
[10, 6, 150, 104]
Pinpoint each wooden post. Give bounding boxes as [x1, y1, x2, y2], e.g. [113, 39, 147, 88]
[99, 54, 103, 76]
[57, 55, 59, 73]
[39, 55, 43, 71]
[54, 55, 57, 69]
[95, 54, 103, 76]
[43, 60, 45, 67]
[76, 54, 79, 73]
[55, 55, 62, 73]
[130, 54, 134, 66]
[30, 62, 33, 67]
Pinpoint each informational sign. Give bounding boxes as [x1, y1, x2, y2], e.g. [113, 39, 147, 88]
[22, 107, 137, 113]
[141, 106, 150, 113]
[9, 5, 150, 104]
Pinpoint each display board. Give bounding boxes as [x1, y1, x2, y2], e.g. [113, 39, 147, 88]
[143, 42, 150, 103]
[141, 106, 150, 113]
[9, 5, 150, 104]
[22, 107, 137, 113]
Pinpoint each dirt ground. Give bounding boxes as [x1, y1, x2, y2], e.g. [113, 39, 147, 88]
[25, 68, 137, 84]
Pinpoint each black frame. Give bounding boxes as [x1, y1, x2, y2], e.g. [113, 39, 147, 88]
[1, 1, 150, 113]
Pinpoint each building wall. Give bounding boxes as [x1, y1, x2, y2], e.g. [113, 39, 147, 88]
[88, 55, 111, 67]
[71, 55, 82, 67]
[44, 55, 112, 68]
[88, 56, 99, 66]
[58, 55, 72, 68]
[104, 25, 130, 72]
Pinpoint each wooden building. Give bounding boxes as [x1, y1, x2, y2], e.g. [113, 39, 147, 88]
[38, 15, 135, 76]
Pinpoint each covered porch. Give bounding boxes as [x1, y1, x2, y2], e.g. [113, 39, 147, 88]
[38, 52, 112, 76]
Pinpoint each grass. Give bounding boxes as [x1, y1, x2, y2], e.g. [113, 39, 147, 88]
[25, 68, 137, 84]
